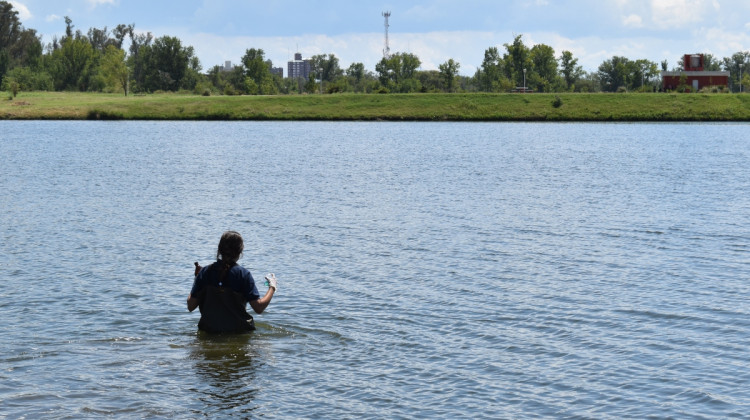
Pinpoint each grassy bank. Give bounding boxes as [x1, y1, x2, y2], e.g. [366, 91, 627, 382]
[2, 91, 750, 121]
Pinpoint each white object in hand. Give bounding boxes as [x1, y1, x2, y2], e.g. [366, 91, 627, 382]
[264, 273, 278, 291]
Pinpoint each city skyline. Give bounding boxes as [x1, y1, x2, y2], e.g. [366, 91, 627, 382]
[8, 0, 750, 75]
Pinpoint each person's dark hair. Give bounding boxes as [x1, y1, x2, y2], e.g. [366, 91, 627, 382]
[214, 231, 244, 284]
[217, 231, 244, 264]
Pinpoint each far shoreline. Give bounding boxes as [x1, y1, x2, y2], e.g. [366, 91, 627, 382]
[2, 91, 750, 122]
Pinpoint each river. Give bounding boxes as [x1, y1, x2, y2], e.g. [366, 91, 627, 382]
[1, 121, 749, 418]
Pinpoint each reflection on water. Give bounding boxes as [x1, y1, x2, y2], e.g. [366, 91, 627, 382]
[189, 332, 264, 416]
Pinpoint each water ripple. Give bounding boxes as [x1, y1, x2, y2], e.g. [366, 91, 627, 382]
[1, 121, 749, 418]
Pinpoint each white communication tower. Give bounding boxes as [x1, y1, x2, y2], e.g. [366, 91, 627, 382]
[382, 11, 391, 59]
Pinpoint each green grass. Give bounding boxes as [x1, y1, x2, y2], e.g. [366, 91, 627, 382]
[2, 91, 750, 121]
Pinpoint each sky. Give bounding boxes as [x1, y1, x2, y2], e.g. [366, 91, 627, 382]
[7, 0, 750, 75]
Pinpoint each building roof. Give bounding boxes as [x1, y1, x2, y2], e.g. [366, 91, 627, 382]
[661, 71, 730, 77]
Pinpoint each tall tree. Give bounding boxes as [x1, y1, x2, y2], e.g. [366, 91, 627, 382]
[309, 53, 343, 83]
[703, 53, 721, 71]
[127, 30, 153, 92]
[0, 49, 8, 81]
[241, 48, 277, 94]
[576, 71, 601, 93]
[399, 53, 420, 80]
[141, 35, 193, 92]
[633, 59, 659, 91]
[0, 1, 21, 50]
[438, 58, 460, 92]
[346, 62, 364, 81]
[503, 35, 531, 87]
[559, 50, 583, 91]
[475, 46, 511, 92]
[87, 26, 114, 52]
[722, 52, 750, 92]
[598, 56, 658, 92]
[49, 36, 95, 90]
[597, 56, 630, 92]
[99, 44, 128, 95]
[375, 52, 421, 92]
[346, 62, 366, 92]
[64, 16, 74, 40]
[0, 1, 40, 80]
[529, 43, 558, 92]
[242, 48, 267, 83]
[111, 24, 133, 49]
[8, 28, 42, 68]
[416, 70, 441, 92]
[206, 64, 225, 91]
[226, 65, 248, 94]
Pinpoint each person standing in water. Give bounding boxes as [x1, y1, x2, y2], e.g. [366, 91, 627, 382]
[187, 231, 277, 333]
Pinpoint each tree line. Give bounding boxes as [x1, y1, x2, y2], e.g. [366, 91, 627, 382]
[2, 2, 749, 97]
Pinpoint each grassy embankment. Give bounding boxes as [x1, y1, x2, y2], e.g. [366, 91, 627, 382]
[2, 91, 750, 121]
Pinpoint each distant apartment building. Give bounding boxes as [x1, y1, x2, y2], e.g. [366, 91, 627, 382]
[288, 53, 312, 80]
[219, 60, 282, 77]
[271, 66, 284, 78]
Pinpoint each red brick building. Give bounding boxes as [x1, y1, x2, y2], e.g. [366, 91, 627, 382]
[661, 54, 730, 92]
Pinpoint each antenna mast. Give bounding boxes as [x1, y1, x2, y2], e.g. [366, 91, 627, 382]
[382, 11, 391, 59]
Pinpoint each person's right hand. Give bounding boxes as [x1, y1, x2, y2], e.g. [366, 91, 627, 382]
[265, 273, 278, 291]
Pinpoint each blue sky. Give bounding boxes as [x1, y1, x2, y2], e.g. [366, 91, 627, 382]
[8, 0, 750, 75]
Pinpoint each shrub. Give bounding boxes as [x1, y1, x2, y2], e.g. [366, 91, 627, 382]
[87, 109, 124, 120]
[699, 86, 721, 94]
[616, 86, 628, 93]
[193, 80, 213, 96]
[87, 74, 107, 92]
[10, 80, 19, 98]
[2, 67, 54, 92]
[552, 95, 563, 108]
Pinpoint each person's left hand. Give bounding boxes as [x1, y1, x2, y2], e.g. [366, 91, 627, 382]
[194, 262, 202, 277]
[265, 273, 278, 291]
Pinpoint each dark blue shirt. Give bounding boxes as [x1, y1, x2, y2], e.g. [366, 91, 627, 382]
[191, 262, 261, 303]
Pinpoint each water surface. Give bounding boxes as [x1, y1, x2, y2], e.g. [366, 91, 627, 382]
[1, 121, 749, 418]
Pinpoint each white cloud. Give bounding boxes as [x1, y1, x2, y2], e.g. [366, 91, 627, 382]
[9, 1, 32, 21]
[45, 14, 61, 23]
[697, 27, 750, 55]
[650, 0, 706, 29]
[622, 14, 644, 27]
[86, 0, 117, 7]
